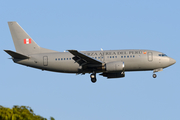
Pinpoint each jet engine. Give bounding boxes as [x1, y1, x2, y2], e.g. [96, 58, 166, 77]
[99, 72, 125, 78]
[99, 61, 125, 78]
[105, 61, 125, 72]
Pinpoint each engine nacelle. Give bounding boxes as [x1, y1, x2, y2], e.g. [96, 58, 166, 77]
[100, 72, 125, 78]
[105, 61, 125, 72]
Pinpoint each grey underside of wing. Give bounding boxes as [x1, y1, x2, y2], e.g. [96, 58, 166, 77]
[68, 50, 103, 66]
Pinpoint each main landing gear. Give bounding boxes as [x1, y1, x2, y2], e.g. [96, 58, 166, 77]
[90, 72, 97, 83]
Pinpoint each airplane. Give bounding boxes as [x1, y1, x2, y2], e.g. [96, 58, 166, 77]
[4, 22, 176, 83]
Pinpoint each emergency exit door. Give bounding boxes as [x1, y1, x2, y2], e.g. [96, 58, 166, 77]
[148, 52, 153, 62]
[43, 56, 48, 66]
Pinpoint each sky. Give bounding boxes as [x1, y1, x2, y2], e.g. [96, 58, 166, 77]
[0, 0, 179, 120]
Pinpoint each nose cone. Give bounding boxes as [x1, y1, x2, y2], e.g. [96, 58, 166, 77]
[169, 58, 176, 65]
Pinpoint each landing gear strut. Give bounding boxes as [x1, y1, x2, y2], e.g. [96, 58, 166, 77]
[152, 68, 163, 78]
[90, 73, 97, 83]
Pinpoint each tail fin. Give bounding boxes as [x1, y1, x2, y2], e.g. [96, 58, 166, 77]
[8, 22, 56, 55]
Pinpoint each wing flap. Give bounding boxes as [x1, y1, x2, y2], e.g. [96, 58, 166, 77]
[4, 50, 29, 59]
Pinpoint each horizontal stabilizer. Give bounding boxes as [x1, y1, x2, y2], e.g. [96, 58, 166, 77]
[4, 50, 29, 59]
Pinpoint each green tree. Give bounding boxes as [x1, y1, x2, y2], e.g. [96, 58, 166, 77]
[50, 117, 55, 120]
[0, 105, 55, 120]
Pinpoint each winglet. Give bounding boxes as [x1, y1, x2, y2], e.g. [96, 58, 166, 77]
[4, 50, 29, 59]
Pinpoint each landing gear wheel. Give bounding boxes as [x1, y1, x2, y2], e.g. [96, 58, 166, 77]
[91, 78, 97, 83]
[90, 74, 97, 83]
[153, 74, 157, 78]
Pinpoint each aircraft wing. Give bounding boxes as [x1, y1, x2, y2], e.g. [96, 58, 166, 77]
[68, 50, 103, 66]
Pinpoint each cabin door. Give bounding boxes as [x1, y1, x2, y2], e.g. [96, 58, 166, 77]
[43, 56, 48, 66]
[148, 52, 153, 62]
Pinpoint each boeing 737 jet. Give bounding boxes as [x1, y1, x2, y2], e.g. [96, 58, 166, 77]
[5, 22, 176, 83]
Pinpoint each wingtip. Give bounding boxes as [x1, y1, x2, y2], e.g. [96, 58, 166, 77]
[4, 50, 9, 52]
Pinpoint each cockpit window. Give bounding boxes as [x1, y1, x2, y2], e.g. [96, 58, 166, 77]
[159, 54, 167, 57]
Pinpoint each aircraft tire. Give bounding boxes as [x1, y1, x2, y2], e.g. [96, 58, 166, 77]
[91, 78, 97, 83]
[153, 74, 157, 78]
[90, 74, 95, 79]
[90, 74, 97, 83]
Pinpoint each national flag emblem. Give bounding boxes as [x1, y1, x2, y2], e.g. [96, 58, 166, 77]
[24, 38, 31, 44]
[143, 51, 147, 54]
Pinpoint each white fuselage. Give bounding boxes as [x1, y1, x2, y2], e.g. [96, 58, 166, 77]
[14, 49, 175, 74]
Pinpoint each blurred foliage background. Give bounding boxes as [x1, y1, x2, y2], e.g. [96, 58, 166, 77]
[0, 105, 55, 120]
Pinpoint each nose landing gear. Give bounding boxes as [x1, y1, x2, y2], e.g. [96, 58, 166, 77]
[152, 68, 163, 78]
[153, 74, 157, 78]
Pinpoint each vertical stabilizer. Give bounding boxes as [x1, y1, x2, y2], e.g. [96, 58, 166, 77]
[8, 22, 41, 55]
[8, 22, 56, 55]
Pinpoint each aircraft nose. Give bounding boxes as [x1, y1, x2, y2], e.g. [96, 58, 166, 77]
[169, 58, 176, 65]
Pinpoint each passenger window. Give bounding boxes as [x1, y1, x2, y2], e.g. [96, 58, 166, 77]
[64, 58, 66, 60]
[162, 54, 167, 57]
[61, 58, 63, 60]
[67, 58, 68, 60]
[130, 55, 132, 58]
[95, 57, 97, 59]
[115, 56, 117, 58]
[58, 58, 60, 60]
[55, 58, 57, 61]
[69, 58, 71, 60]
[112, 56, 114, 58]
[127, 56, 129, 58]
[133, 55, 135, 58]
[124, 56, 126, 58]
[121, 56, 123, 58]
[98, 57, 100, 59]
